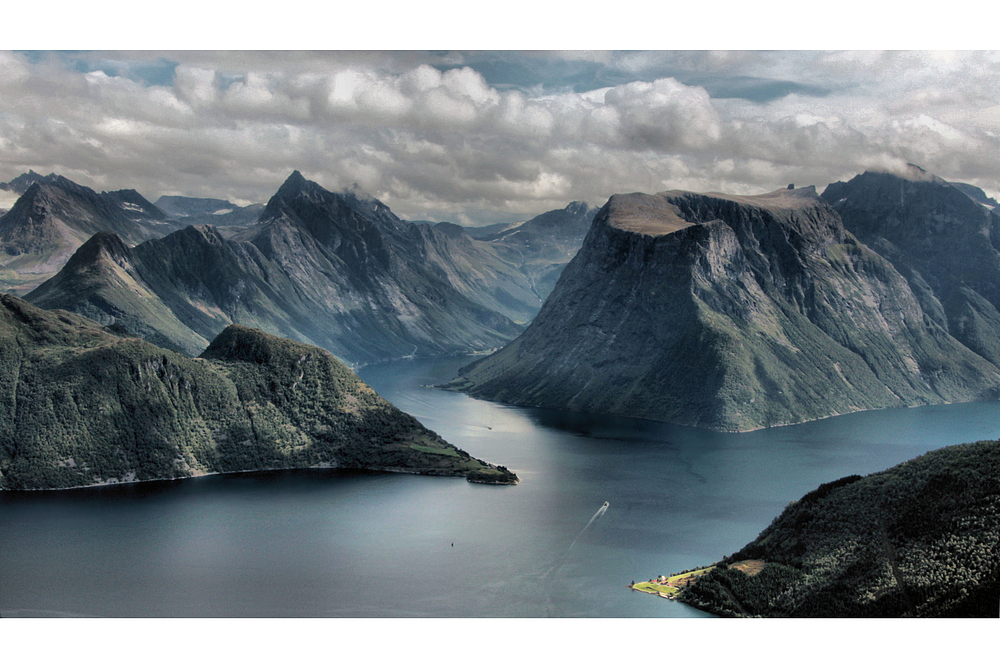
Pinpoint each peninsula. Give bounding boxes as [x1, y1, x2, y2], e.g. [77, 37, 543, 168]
[632, 440, 999, 617]
[0, 294, 517, 490]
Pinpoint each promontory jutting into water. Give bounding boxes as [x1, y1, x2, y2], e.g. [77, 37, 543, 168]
[1, 356, 998, 617]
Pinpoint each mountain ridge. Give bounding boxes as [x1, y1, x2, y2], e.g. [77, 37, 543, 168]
[0, 173, 183, 294]
[448, 181, 1000, 431]
[27, 172, 573, 365]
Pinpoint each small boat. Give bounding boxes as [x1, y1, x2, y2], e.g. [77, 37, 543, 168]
[601, 501, 609, 510]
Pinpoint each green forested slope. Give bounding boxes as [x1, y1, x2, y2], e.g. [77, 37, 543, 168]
[678, 440, 1000, 617]
[0, 294, 514, 490]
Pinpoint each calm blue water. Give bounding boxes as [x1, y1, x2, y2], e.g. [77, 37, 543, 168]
[2, 355, 998, 617]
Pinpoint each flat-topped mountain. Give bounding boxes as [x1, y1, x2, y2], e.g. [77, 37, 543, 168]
[0, 294, 515, 490]
[676, 439, 1000, 617]
[449, 185, 1000, 431]
[0, 173, 182, 294]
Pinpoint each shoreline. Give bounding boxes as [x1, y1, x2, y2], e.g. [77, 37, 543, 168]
[0, 461, 516, 493]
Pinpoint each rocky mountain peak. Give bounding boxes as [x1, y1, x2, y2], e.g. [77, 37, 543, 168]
[821, 167, 996, 243]
[58, 230, 134, 275]
[280, 169, 308, 192]
[264, 171, 326, 219]
[176, 223, 227, 246]
[0, 170, 52, 194]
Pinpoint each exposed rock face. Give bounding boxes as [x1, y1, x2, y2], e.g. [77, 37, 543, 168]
[0, 173, 181, 294]
[0, 294, 512, 490]
[27, 173, 544, 365]
[823, 166, 1000, 369]
[450, 186, 1000, 431]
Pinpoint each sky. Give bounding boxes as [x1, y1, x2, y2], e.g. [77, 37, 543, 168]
[4, 7, 1000, 227]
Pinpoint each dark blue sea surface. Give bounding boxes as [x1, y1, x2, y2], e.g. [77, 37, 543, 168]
[2, 355, 998, 617]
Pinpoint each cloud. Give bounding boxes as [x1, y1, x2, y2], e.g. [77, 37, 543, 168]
[2, 50, 1000, 224]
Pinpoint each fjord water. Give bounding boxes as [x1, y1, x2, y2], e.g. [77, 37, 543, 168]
[2, 357, 999, 617]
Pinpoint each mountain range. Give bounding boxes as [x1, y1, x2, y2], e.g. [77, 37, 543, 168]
[0, 294, 515, 490]
[7, 164, 1000, 431]
[0, 173, 183, 294]
[153, 195, 266, 236]
[16, 171, 595, 366]
[449, 172, 1000, 431]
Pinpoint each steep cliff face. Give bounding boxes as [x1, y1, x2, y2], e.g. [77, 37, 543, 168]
[0, 295, 514, 490]
[823, 166, 1000, 368]
[450, 186, 1000, 431]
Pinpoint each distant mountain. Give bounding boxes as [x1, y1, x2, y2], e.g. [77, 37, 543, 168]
[0, 294, 516, 490]
[28, 172, 562, 365]
[410, 202, 597, 306]
[480, 201, 599, 302]
[449, 185, 1000, 431]
[155, 195, 265, 235]
[461, 221, 524, 240]
[0, 171, 47, 216]
[414, 202, 598, 304]
[0, 173, 182, 294]
[0, 170, 48, 194]
[823, 165, 1000, 368]
[676, 439, 999, 617]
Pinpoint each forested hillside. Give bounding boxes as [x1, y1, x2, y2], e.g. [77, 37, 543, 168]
[0, 295, 515, 490]
[678, 440, 1000, 617]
